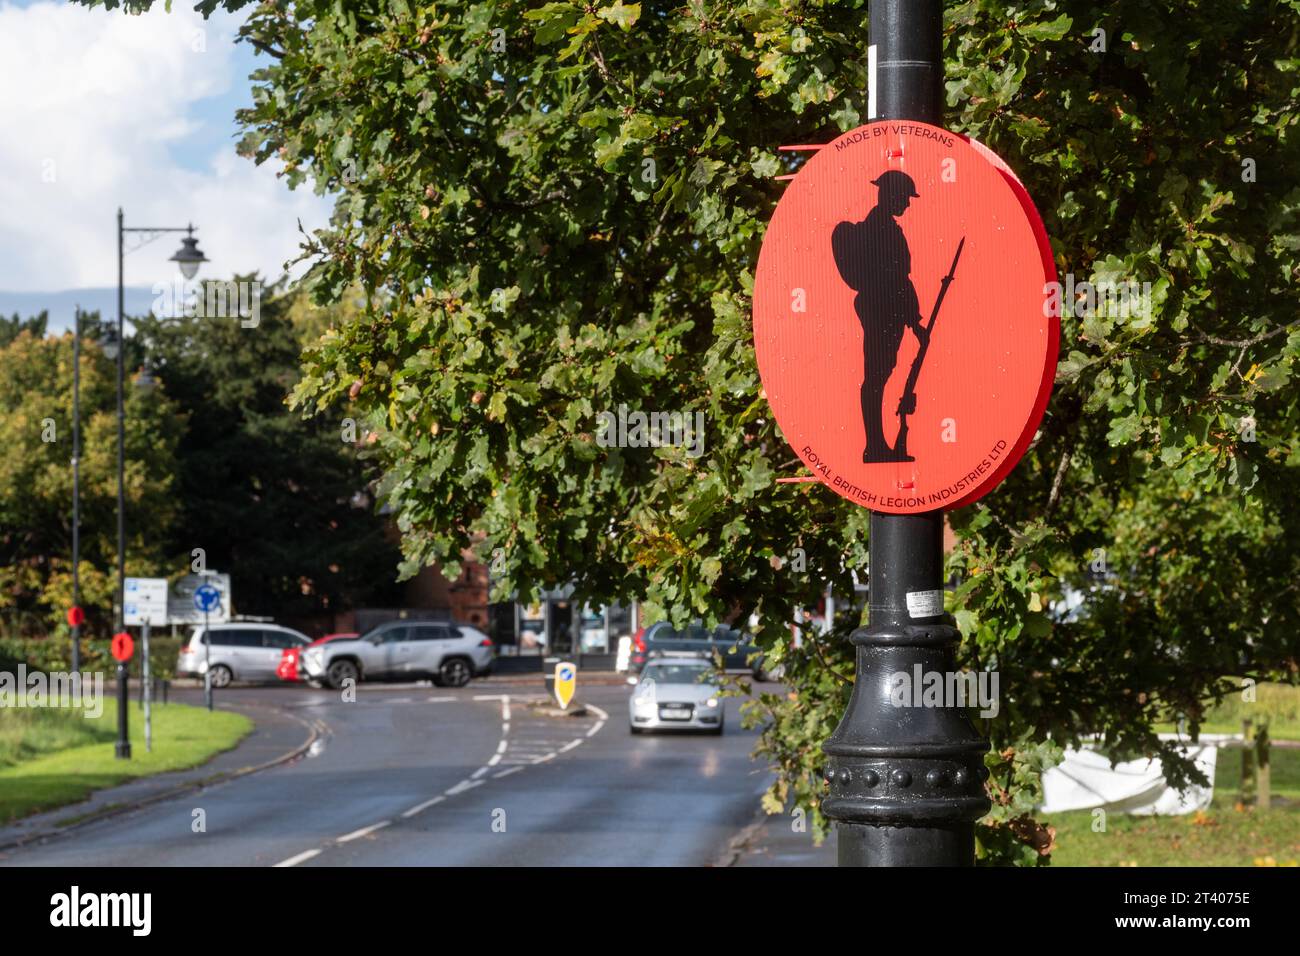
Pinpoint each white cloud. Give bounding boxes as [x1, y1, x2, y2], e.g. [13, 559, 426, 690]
[0, 0, 331, 291]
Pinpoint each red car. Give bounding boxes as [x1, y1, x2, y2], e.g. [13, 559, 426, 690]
[277, 633, 359, 682]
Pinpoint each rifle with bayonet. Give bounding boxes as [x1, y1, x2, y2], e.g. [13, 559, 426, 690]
[894, 236, 965, 461]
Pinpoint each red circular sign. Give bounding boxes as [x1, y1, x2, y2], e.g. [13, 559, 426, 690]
[111, 632, 134, 662]
[66, 605, 85, 628]
[754, 121, 1058, 513]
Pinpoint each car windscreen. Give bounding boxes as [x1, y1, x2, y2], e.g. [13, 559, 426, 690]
[653, 623, 711, 641]
[262, 631, 301, 649]
[642, 665, 715, 685]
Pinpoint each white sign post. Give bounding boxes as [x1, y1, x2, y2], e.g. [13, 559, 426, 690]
[125, 577, 168, 753]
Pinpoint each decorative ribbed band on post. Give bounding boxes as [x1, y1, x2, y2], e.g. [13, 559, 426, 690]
[822, 630, 991, 831]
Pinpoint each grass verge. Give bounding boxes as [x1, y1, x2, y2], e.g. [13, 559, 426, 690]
[0, 698, 252, 824]
[1154, 681, 1300, 739]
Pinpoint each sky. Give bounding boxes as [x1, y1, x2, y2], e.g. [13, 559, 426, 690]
[0, 0, 331, 313]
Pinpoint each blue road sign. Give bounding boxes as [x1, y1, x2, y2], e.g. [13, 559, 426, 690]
[193, 583, 222, 614]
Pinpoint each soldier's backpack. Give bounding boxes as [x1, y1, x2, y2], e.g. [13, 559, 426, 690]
[831, 218, 872, 293]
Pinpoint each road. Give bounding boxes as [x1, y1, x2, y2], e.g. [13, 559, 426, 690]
[0, 680, 774, 867]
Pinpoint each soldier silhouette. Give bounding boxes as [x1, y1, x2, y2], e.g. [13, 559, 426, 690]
[832, 170, 928, 463]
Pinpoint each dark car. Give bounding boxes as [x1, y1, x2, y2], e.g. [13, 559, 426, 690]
[630, 620, 766, 678]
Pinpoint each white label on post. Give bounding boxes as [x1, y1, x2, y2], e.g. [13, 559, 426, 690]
[906, 589, 944, 619]
[867, 44, 878, 119]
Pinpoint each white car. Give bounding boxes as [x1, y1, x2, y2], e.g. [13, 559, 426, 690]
[628, 657, 724, 735]
[176, 623, 312, 687]
[300, 620, 494, 689]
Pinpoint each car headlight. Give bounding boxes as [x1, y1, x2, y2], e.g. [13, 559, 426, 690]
[704, 697, 719, 708]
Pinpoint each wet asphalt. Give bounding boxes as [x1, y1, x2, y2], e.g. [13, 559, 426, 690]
[0, 680, 774, 867]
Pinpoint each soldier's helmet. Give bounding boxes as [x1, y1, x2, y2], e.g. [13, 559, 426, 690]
[870, 170, 920, 199]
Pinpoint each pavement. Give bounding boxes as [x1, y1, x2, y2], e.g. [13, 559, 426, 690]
[0, 679, 780, 867]
[726, 805, 837, 867]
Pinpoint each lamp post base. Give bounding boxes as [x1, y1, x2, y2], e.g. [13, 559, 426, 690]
[837, 822, 975, 868]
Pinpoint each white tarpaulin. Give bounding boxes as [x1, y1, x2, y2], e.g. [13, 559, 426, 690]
[1040, 734, 1227, 816]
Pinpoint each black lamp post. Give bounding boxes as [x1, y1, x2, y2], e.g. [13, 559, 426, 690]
[112, 210, 207, 635]
[109, 211, 207, 762]
[71, 307, 82, 674]
[819, 0, 991, 866]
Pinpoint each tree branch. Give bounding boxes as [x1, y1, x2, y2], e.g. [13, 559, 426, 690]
[1188, 319, 1299, 348]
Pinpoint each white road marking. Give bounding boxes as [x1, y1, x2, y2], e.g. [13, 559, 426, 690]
[269, 690, 606, 867]
[401, 796, 445, 818]
[446, 778, 486, 795]
[337, 821, 391, 843]
[505, 739, 569, 746]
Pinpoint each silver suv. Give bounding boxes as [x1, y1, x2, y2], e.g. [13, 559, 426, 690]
[177, 623, 312, 687]
[300, 620, 494, 689]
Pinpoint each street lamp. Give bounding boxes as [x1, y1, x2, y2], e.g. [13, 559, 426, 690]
[113, 210, 207, 635]
[111, 209, 207, 762]
[71, 307, 83, 674]
[168, 228, 208, 280]
[100, 321, 119, 360]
